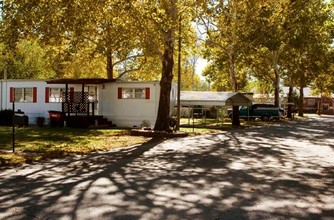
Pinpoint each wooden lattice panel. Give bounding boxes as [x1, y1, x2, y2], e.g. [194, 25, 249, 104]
[62, 103, 89, 113]
[61, 92, 90, 113]
[61, 92, 90, 103]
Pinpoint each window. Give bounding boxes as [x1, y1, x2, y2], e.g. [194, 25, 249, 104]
[307, 99, 316, 106]
[46, 88, 65, 103]
[118, 87, 150, 99]
[87, 86, 97, 102]
[123, 88, 145, 99]
[10, 87, 37, 103]
[323, 103, 329, 111]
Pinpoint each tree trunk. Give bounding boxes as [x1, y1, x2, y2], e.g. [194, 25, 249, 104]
[273, 51, 280, 107]
[287, 85, 293, 118]
[318, 92, 322, 115]
[154, 37, 174, 131]
[229, 53, 240, 126]
[298, 74, 304, 117]
[274, 70, 280, 107]
[229, 55, 238, 92]
[232, 105, 240, 126]
[106, 50, 113, 79]
[298, 87, 304, 116]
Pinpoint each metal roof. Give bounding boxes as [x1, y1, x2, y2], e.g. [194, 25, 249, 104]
[180, 91, 252, 106]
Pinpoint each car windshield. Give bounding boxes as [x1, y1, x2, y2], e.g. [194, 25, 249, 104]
[240, 106, 249, 110]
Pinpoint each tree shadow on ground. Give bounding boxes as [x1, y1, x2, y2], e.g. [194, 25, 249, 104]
[0, 117, 333, 220]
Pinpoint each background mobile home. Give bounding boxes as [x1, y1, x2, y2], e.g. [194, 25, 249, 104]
[303, 96, 334, 114]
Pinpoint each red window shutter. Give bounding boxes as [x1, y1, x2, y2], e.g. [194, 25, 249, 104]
[33, 87, 37, 103]
[118, 87, 122, 99]
[145, 88, 150, 99]
[10, 87, 14, 102]
[45, 87, 49, 103]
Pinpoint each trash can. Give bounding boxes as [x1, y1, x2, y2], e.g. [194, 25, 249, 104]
[13, 110, 28, 127]
[48, 111, 64, 127]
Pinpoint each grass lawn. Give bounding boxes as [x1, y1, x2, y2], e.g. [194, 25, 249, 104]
[0, 124, 226, 167]
[179, 117, 285, 130]
[0, 126, 150, 167]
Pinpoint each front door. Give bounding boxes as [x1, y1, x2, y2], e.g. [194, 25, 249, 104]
[86, 86, 98, 114]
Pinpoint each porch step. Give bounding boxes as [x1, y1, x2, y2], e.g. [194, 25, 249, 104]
[88, 124, 117, 129]
[89, 117, 117, 129]
[65, 115, 116, 128]
[95, 117, 117, 127]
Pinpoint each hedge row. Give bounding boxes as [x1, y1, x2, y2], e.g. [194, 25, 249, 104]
[0, 109, 14, 126]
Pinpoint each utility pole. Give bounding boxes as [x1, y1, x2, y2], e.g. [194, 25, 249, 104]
[12, 102, 15, 152]
[176, 15, 182, 131]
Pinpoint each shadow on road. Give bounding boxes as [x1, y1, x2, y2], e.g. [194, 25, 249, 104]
[0, 117, 333, 220]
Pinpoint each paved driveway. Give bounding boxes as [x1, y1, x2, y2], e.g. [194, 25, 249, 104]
[1, 116, 334, 220]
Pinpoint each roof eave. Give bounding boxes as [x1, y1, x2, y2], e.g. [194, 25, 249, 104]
[46, 78, 116, 85]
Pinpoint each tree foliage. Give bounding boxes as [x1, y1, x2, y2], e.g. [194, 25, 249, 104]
[1, 0, 143, 79]
[0, 40, 55, 79]
[1, 0, 334, 129]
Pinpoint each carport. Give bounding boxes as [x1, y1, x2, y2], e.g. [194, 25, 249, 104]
[179, 91, 253, 124]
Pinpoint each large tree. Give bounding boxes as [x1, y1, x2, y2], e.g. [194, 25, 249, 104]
[284, 0, 332, 116]
[197, 0, 255, 125]
[129, 0, 182, 130]
[197, 0, 333, 120]
[246, 0, 333, 117]
[242, 0, 292, 108]
[311, 48, 334, 96]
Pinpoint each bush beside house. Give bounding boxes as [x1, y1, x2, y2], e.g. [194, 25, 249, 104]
[0, 109, 14, 126]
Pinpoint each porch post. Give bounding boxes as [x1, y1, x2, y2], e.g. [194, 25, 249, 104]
[81, 83, 85, 103]
[65, 83, 69, 116]
[81, 84, 88, 116]
[12, 101, 15, 153]
[65, 83, 71, 116]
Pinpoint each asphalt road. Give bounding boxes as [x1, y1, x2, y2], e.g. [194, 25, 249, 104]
[0, 116, 333, 220]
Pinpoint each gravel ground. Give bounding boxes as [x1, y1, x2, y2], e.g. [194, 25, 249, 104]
[0, 116, 334, 220]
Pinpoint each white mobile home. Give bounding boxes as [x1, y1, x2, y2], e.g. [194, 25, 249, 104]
[0, 79, 63, 123]
[0, 79, 177, 128]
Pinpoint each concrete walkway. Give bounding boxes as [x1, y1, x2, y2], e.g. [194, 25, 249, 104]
[0, 116, 334, 220]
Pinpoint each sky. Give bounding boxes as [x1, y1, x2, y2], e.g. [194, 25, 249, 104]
[195, 58, 208, 80]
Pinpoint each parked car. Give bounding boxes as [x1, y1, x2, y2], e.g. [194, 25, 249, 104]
[229, 104, 284, 121]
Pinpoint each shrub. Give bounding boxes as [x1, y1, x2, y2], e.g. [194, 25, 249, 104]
[0, 109, 14, 126]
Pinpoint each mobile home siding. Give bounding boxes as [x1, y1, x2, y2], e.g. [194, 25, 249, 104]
[101, 82, 161, 128]
[1, 80, 64, 124]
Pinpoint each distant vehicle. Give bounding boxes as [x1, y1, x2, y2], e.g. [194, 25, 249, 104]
[229, 104, 284, 121]
[193, 105, 204, 118]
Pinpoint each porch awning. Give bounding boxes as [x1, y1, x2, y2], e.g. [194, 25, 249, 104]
[46, 78, 116, 85]
[180, 91, 252, 106]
